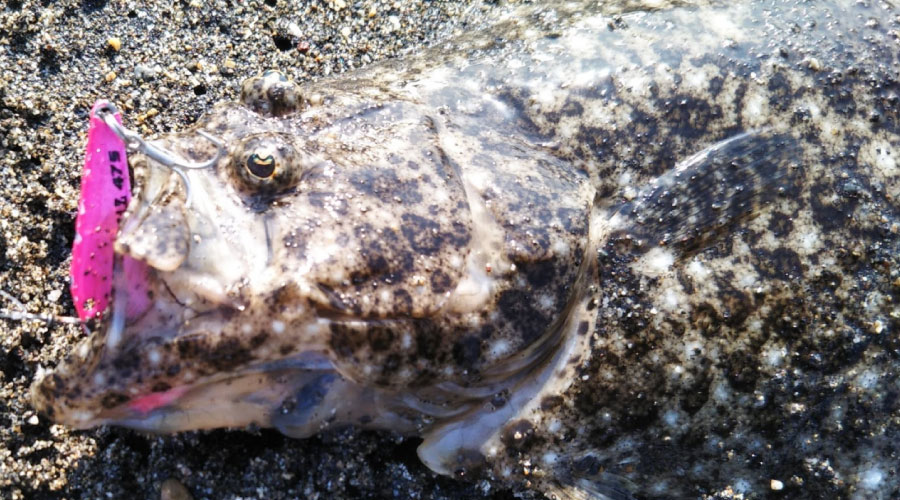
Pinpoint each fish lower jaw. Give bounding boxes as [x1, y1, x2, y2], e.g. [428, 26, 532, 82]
[89, 371, 305, 433]
[106, 398, 275, 434]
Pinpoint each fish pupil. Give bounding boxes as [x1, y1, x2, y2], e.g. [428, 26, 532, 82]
[247, 153, 276, 178]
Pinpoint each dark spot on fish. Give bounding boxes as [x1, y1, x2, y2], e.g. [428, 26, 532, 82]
[369, 325, 394, 353]
[350, 169, 423, 204]
[175, 333, 207, 358]
[765, 295, 807, 342]
[381, 353, 402, 378]
[393, 289, 413, 315]
[497, 290, 548, 345]
[400, 213, 442, 254]
[415, 324, 441, 360]
[720, 287, 753, 328]
[753, 247, 804, 280]
[573, 455, 603, 476]
[680, 368, 712, 414]
[677, 269, 696, 294]
[723, 350, 760, 391]
[268, 283, 302, 309]
[249, 332, 268, 349]
[691, 302, 722, 337]
[101, 392, 129, 409]
[293, 373, 334, 413]
[663, 94, 723, 138]
[521, 259, 557, 291]
[430, 270, 453, 294]
[577, 321, 589, 336]
[768, 211, 794, 238]
[808, 182, 849, 232]
[452, 335, 481, 370]
[812, 270, 843, 292]
[151, 382, 171, 393]
[494, 89, 553, 143]
[560, 98, 584, 117]
[708, 75, 725, 97]
[540, 395, 564, 410]
[451, 450, 488, 480]
[767, 71, 800, 112]
[110, 346, 142, 377]
[329, 323, 356, 358]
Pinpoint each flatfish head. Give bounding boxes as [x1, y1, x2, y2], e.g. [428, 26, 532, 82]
[31, 69, 596, 444]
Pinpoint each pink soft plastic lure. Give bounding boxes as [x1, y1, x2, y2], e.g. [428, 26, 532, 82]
[71, 101, 149, 322]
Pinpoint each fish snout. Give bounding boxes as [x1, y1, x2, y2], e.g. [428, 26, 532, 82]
[30, 335, 107, 428]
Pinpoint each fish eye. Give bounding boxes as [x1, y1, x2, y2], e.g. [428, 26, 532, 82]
[241, 70, 303, 117]
[247, 152, 277, 178]
[230, 133, 305, 198]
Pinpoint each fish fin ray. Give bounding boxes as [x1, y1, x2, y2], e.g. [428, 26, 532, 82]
[544, 472, 639, 500]
[610, 130, 802, 256]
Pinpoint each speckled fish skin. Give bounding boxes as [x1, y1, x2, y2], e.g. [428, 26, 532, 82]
[32, 0, 900, 498]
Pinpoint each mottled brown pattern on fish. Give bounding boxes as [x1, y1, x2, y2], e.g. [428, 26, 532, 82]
[32, 1, 900, 499]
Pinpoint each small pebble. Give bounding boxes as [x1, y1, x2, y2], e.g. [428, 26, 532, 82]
[804, 57, 823, 71]
[387, 15, 401, 32]
[104, 71, 117, 82]
[134, 63, 161, 81]
[47, 289, 62, 302]
[160, 479, 193, 500]
[107, 37, 121, 51]
[770, 479, 784, 491]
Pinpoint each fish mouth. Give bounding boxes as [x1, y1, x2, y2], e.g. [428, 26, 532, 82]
[32, 269, 340, 434]
[32, 245, 287, 431]
[31, 242, 399, 436]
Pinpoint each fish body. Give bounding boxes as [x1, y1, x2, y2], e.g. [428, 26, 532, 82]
[33, 1, 900, 498]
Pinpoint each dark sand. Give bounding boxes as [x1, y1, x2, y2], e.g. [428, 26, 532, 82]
[0, 1, 543, 498]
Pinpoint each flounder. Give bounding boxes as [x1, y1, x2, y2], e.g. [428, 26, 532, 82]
[33, 1, 900, 498]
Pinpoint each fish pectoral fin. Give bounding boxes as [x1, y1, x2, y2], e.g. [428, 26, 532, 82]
[544, 470, 639, 500]
[607, 131, 802, 257]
